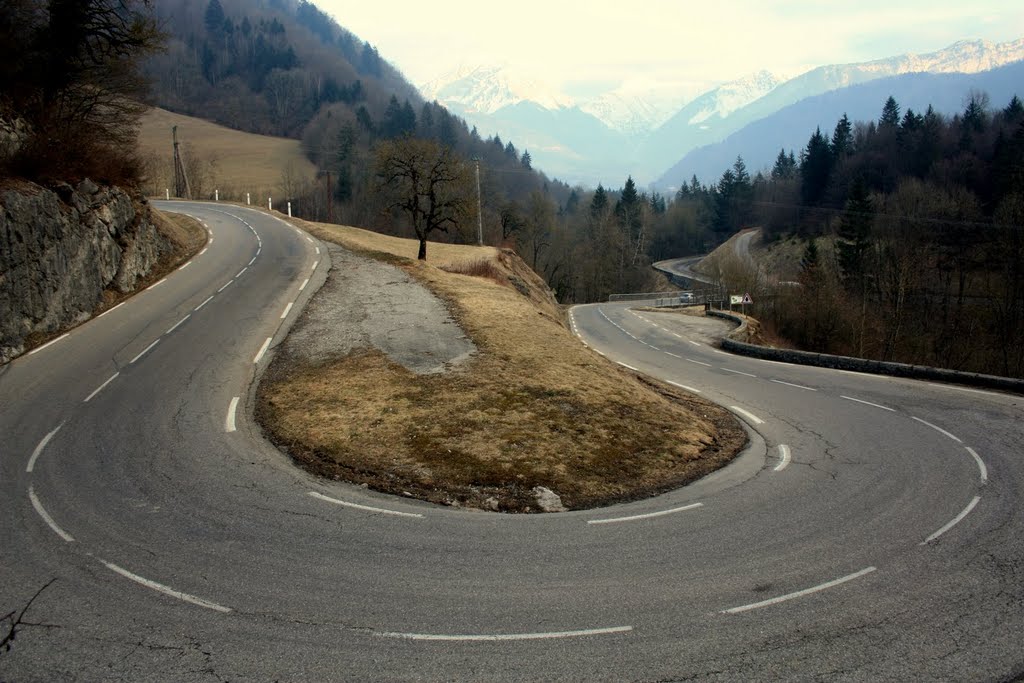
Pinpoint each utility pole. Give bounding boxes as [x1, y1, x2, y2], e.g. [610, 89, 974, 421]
[474, 157, 483, 246]
[172, 126, 191, 200]
[326, 170, 333, 224]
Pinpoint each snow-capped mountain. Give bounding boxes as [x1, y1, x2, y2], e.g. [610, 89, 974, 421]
[686, 71, 783, 126]
[419, 65, 571, 116]
[839, 38, 1024, 80]
[577, 79, 708, 137]
[419, 38, 1024, 187]
[734, 38, 1024, 129]
[421, 66, 700, 137]
[578, 92, 661, 139]
[657, 59, 1024, 189]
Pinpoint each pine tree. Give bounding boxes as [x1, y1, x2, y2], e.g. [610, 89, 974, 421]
[590, 184, 608, 218]
[359, 43, 382, 77]
[800, 238, 819, 280]
[836, 178, 873, 287]
[831, 114, 853, 160]
[205, 0, 226, 34]
[836, 178, 874, 355]
[771, 148, 796, 179]
[800, 128, 832, 206]
[1005, 95, 1024, 122]
[520, 150, 532, 169]
[880, 96, 901, 129]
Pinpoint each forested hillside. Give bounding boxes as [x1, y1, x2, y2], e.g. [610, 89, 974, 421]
[686, 93, 1024, 378]
[142, 0, 677, 300]
[146, 0, 418, 137]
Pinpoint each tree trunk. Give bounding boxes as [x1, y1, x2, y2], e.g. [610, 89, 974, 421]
[418, 238, 427, 260]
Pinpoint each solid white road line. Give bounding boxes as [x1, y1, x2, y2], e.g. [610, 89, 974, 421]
[97, 301, 126, 319]
[911, 416, 962, 443]
[375, 626, 633, 641]
[27, 333, 69, 356]
[730, 406, 764, 425]
[667, 380, 702, 393]
[177, 261, 191, 271]
[84, 373, 119, 403]
[587, 502, 703, 525]
[253, 337, 272, 363]
[774, 444, 791, 472]
[27, 423, 64, 473]
[308, 491, 424, 518]
[922, 496, 981, 545]
[965, 447, 988, 484]
[925, 383, 1000, 398]
[28, 486, 75, 542]
[226, 397, 239, 433]
[130, 339, 160, 364]
[195, 295, 215, 311]
[770, 379, 817, 391]
[99, 560, 232, 613]
[841, 395, 895, 412]
[721, 368, 756, 378]
[147, 277, 167, 290]
[617, 362, 640, 372]
[722, 567, 877, 614]
[299, 278, 310, 291]
[166, 314, 190, 335]
[280, 302, 294, 319]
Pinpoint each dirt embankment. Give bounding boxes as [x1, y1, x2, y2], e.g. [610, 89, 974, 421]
[256, 221, 746, 513]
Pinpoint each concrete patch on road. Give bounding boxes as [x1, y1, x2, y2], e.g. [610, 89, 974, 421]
[276, 245, 476, 375]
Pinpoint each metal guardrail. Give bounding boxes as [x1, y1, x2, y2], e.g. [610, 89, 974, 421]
[610, 290, 725, 308]
[608, 291, 686, 302]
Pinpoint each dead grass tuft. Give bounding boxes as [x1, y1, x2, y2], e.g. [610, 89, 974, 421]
[439, 258, 507, 288]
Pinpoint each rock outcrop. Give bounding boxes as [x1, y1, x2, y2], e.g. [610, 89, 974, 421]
[0, 179, 170, 363]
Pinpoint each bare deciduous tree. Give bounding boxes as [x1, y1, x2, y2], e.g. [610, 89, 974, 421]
[374, 137, 471, 260]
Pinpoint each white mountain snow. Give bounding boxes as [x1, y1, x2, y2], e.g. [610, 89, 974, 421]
[419, 65, 571, 116]
[686, 71, 783, 125]
[840, 38, 1024, 80]
[418, 38, 1024, 187]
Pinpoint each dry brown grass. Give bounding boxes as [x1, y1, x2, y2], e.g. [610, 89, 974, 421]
[137, 107, 317, 200]
[257, 219, 746, 512]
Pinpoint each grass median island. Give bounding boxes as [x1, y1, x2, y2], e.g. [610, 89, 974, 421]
[257, 220, 746, 512]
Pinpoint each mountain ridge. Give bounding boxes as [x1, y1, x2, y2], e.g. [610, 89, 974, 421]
[421, 37, 1024, 186]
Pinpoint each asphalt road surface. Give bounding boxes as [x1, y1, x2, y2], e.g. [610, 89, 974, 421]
[2, 205, 1023, 681]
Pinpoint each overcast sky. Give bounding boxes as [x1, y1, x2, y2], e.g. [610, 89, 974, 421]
[315, 1, 1024, 96]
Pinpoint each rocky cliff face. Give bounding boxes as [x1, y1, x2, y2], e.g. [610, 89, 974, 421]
[0, 179, 170, 363]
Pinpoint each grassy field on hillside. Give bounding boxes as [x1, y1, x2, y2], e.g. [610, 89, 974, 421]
[137, 108, 317, 202]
